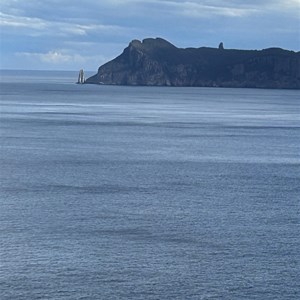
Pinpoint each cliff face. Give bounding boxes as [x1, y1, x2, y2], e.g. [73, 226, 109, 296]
[85, 38, 300, 89]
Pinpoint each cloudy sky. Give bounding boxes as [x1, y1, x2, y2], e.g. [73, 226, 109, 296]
[1, 0, 299, 71]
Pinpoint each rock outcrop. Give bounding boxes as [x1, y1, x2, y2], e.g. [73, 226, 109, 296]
[85, 37, 300, 89]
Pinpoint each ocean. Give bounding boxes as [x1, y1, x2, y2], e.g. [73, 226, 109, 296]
[0, 70, 299, 299]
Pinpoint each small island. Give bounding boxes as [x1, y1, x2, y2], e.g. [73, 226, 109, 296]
[85, 37, 300, 89]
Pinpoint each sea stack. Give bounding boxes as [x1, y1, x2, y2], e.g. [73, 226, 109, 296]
[77, 69, 85, 84]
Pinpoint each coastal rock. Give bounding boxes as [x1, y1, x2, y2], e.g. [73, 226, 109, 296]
[85, 38, 300, 89]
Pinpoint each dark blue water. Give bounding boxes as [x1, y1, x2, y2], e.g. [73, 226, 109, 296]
[1, 71, 299, 299]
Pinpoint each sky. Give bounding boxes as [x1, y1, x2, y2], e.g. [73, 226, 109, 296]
[0, 0, 300, 71]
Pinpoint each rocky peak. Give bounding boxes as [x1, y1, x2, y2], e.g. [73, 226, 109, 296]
[129, 39, 143, 49]
[142, 37, 176, 49]
[129, 37, 176, 52]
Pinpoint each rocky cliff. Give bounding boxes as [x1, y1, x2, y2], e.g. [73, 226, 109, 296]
[85, 38, 300, 89]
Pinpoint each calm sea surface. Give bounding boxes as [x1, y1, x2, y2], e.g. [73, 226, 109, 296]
[0, 71, 299, 299]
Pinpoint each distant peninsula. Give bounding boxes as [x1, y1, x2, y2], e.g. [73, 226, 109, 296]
[85, 38, 300, 89]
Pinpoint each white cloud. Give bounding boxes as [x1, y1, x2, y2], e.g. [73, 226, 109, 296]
[173, 2, 258, 18]
[148, 0, 300, 16]
[15, 50, 109, 70]
[17, 51, 75, 64]
[0, 12, 47, 29]
[0, 12, 130, 37]
[279, 0, 300, 7]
